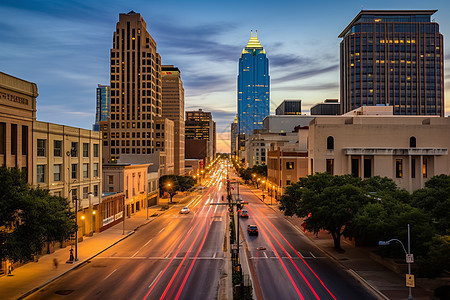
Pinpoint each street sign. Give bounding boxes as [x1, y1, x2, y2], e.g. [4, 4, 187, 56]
[231, 244, 238, 250]
[406, 274, 415, 288]
[406, 254, 414, 263]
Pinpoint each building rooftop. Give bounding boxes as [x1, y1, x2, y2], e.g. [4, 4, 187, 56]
[242, 30, 265, 54]
[339, 10, 437, 38]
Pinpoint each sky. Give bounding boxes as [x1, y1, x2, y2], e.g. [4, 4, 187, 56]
[1, 0, 450, 153]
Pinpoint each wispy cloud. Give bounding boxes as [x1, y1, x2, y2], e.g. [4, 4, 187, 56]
[272, 64, 339, 83]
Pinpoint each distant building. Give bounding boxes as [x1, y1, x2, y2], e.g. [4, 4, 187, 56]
[185, 109, 215, 164]
[275, 100, 302, 115]
[263, 115, 315, 133]
[162, 65, 185, 175]
[231, 117, 238, 157]
[339, 10, 444, 116]
[93, 84, 110, 131]
[237, 30, 270, 136]
[310, 99, 340, 115]
[155, 117, 174, 176]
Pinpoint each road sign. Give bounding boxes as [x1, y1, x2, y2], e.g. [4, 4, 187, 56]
[406, 274, 415, 287]
[406, 254, 414, 263]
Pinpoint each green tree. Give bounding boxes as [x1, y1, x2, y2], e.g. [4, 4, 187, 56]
[417, 235, 450, 278]
[412, 174, 450, 235]
[0, 167, 75, 262]
[279, 173, 369, 249]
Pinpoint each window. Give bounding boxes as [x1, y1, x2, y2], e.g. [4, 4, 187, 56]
[93, 144, 99, 157]
[396, 159, 403, 178]
[71, 142, 78, 157]
[54, 140, 62, 157]
[83, 143, 89, 157]
[410, 136, 416, 148]
[109, 175, 114, 184]
[83, 163, 89, 178]
[286, 180, 291, 185]
[423, 159, 427, 178]
[37, 165, 45, 183]
[37, 139, 46, 157]
[0, 122, 5, 155]
[72, 164, 78, 179]
[93, 163, 99, 177]
[11, 124, 17, 155]
[326, 159, 334, 175]
[22, 125, 28, 155]
[94, 185, 98, 197]
[53, 164, 62, 181]
[412, 158, 416, 178]
[83, 187, 89, 199]
[327, 136, 334, 150]
[286, 162, 294, 169]
[71, 188, 78, 201]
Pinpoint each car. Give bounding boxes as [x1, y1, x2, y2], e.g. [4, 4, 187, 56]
[247, 225, 258, 235]
[240, 210, 248, 218]
[180, 207, 190, 214]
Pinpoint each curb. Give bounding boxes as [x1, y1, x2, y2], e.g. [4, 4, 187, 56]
[246, 184, 390, 300]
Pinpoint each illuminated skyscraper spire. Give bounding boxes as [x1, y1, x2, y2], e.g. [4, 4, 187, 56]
[237, 30, 270, 136]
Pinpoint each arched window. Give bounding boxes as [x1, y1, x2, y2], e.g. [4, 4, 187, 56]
[327, 136, 334, 150]
[409, 136, 416, 148]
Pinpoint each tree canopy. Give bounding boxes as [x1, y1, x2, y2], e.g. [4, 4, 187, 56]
[159, 175, 195, 193]
[0, 167, 75, 262]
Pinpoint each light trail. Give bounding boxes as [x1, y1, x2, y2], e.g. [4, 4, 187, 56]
[248, 206, 320, 300]
[256, 207, 338, 300]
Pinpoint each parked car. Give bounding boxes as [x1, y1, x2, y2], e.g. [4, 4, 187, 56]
[180, 207, 190, 214]
[240, 210, 248, 218]
[247, 224, 258, 235]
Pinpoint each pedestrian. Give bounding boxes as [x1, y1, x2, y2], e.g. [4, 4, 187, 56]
[7, 264, 13, 276]
[53, 258, 59, 269]
[69, 248, 74, 261]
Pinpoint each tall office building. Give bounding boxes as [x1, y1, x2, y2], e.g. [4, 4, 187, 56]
[237, 30, 270, 136]
[310, 99, 340, 115]
[93, 84, 110, 131]
[103, 11, 162, 163]
[230, 117, 238, 157]
[185, 109, 215, 164]
[161, 65, 185, 175]
[339, 10, 444, 116]
[275, 100, 302, 115]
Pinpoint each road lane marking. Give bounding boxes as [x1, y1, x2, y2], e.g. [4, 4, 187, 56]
[148, 270, 163, 288]
[131, 239, 153, 258]
[213, 252, 216, 258]
[159, 227, 166, 234]
[309, 251, 316, 258]
[264, 252, 268, 259]
[297, 250, 305, 258]
[104, 269, 117, 280]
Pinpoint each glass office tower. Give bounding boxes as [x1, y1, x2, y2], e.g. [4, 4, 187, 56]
[237, 31, 270, 135]
[93, 84, 110, 131]
[339, 10, 444, 116]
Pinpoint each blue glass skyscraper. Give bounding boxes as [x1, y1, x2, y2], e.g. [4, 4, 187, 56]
[237, 31, 270, 136]
[93, 84, 110, 131]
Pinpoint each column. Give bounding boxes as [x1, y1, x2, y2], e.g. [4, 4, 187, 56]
[361, 155, 364, 179]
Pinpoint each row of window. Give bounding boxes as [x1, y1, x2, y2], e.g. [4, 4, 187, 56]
[66, 185, 99, 200]
[36, 163, 99, 183]
[37, 140, 99, 158]
[326, 136, 418, 150]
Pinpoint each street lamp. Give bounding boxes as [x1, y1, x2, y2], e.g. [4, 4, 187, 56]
[261, 180, 265, 203]
[379, 224, 413, 300]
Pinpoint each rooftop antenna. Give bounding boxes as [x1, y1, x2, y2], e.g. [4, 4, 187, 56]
[255, 30, 258, 37]
[251, 30, 253, 37]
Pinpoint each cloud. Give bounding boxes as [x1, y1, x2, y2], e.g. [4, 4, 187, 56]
[272, 64, 339, 83]
[272, 81, 339, 91]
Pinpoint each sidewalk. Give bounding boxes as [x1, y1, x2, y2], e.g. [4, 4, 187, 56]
[0, 191, 196, 300]
[246, 184, 436, 300]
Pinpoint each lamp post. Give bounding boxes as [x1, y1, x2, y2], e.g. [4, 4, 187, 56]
[379, 224, 413, 300]
[261, 180, 265, 203]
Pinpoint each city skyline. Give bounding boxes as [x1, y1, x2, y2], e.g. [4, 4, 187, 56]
[1, 0, 450, 152]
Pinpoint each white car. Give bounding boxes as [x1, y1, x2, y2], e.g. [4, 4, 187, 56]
[180, 207, 190, 214]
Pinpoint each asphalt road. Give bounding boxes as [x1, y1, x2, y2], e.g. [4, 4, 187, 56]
[26, 165, 228, 300]
[237, 182, 377, 300]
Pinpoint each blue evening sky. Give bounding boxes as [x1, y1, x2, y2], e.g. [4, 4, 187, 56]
[1, 0, 449, 152]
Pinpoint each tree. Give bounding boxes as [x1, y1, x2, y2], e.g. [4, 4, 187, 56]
[0, 167, 75, 262]
[412, 174, 450, 235]
[279, 173, 369, 249]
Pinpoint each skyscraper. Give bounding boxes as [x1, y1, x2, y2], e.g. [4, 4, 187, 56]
[339, 10, 444, 116]
[230, 117, 238, 157]
[93, 84, 110, 131]
[103, 11, 162, 163]
[237, 30, 270, 136]
[162, 65, 185, 175]
[185, 109, 215, 164]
